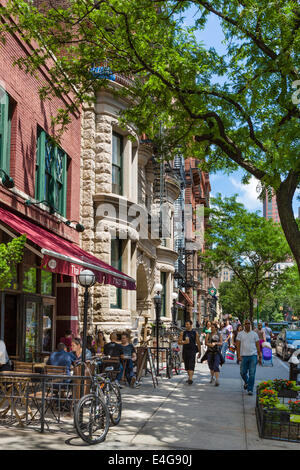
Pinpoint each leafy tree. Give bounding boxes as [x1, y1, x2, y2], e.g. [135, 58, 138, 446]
[202, 194, 292, 323]
[0, 0, 299, 272]
[218, 279, 249, 322]
[0, 235, 26, 290]
[258, 265, 300, 321]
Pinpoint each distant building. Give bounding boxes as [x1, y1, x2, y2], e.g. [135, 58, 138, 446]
[263, 190, 280, 223]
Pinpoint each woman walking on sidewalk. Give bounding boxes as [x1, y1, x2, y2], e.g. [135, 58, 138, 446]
[178, 320, 202, 385]
[205, 322, 223, 387]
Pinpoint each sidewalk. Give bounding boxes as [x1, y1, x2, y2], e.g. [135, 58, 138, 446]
[0, 359, 299, 450]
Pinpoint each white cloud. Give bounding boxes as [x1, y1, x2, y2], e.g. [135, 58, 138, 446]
[229, 176, 262, 212]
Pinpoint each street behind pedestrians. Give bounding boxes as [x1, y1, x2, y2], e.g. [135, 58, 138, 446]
[0, 352, 298, 450]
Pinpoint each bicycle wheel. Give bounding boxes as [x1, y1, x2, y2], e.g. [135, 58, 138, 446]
[174, 353, 181, 375]
[74, 393, 110, 445]
[104, 382, 122, 426]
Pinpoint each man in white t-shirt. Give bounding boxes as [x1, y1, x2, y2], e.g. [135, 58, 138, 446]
[236, 320, 262, 396]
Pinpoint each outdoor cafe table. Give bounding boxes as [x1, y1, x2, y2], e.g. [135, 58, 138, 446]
[0, 371, 41, 426]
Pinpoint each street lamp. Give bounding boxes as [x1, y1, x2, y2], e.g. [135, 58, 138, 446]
[0, 169, 14, 189]
[171, 292, 178, 326]
[153, 283, 163, 376]
[78, 269, 96, 385]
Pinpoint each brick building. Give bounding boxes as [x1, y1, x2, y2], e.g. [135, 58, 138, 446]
[0, 13, 134, 361]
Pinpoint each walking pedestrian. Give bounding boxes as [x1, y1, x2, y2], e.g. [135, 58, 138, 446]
[221, 319, 232, 360]
[205, 322, 223, 386]
[263, 322, 272, 345]
[254, 322, 266, 351]
[232, 324, 243, 364]
[236, 319, 262, 396]
[178, 320, 202, 385]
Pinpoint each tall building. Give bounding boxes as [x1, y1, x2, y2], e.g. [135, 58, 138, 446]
[0, 15, 81, 360]
[80, 77, 180, 336]
[263, 190, 280, 223]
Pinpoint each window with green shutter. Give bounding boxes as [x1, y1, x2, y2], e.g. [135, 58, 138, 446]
[0, 88, 12, 174]
[35, 127, 68, 216]
[112, 132, 123, 195]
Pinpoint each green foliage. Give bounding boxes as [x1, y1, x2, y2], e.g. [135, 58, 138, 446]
[0, 235, 26, 290]
[218, 279, 249, 320]
[0, 0, 299, 268]
[203, 194, 291, 321]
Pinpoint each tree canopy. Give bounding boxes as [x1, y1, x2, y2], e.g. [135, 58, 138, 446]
[202, 194, 292, 322]
[0, 234, 26, 290]
[0, 0, 299, 271]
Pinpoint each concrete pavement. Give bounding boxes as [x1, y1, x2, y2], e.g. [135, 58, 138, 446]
[0, 355, 299, 450]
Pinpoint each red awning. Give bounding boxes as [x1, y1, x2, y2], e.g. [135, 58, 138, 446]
[0, 206, 136, 290]
[179, 290, 193, 306]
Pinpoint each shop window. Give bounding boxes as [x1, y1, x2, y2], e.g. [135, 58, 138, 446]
[41, 270, 53, 296]
[25, 300, 38, 362]
[110, 239, 122, 309]
[23, 266, 37, 293]
[0, 88, 12, 175]
[35, 127, 68, 216]
[112, 132, 123, 195]
[42, 303, 53, 352]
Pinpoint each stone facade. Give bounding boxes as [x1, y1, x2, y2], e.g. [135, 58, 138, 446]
[80, 84, 180, 338]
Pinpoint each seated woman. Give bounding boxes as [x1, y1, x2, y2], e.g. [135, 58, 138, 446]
[70, 337, 92, 363]
[120, 332, 137, 387]
[0, 339, 11, 372]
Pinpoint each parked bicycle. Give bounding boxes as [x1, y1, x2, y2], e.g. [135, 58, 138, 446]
[167, 341, 182, 378]
[73, 355, 122, 445]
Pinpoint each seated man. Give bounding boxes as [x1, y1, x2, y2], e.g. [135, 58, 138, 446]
[47, 342, 74, 375]
[103, 332, 123, 385]
[120, 332, 137, 387]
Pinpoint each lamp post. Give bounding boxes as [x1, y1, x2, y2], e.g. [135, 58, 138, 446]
[171, 292, 178, 326]
[0, 169, 14, 189]
[153, 283, 163, 376]
[78, 269, 96, 387]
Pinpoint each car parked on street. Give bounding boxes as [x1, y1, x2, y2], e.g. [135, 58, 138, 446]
[268, 322, 289, 347]
[275, 328, 300, 361]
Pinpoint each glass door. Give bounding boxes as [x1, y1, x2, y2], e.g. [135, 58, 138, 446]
[41, 299, 55, 354]
[24, 298, 40, 362]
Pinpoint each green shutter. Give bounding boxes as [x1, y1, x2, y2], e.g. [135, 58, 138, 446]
[0, 91, 10, 174]
[61, 152, 67, 217]
[36, 128, 68, 216]
[35, 128, 46, 201]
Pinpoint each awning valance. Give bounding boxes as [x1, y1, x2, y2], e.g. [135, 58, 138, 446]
[179, 290, 193, 306]
[0, 207, 136, 290]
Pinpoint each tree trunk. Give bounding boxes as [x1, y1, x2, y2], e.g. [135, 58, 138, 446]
[248, 294, 254, 326]
[276, 172, 300, 276]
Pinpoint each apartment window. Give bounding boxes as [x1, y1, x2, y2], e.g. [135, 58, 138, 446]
[110, 239, 122, 309]
[35, 128, 68, 216]
[112, 132, 123, 195]
[0, 88, 12, 174]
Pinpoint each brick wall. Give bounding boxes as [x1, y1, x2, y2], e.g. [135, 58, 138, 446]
[0, 22, 81, 243]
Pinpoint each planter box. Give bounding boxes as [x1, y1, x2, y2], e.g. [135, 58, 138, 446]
[256, 389, 300, 443]
[278, 390, 298, 398]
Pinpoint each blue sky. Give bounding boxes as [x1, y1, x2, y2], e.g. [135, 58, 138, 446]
[180, 6, 299, 217]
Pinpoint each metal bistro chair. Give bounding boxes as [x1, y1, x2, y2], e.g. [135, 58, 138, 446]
[13, 361, 34, 373]
[28, 365, 69, 427]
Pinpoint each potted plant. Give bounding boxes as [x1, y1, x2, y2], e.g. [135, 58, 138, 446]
[273, 379, 299, 398]
[288, 400, 300, 424]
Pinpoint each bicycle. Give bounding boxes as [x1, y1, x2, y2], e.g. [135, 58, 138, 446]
[73, 356, 122, 444]
[167, 342, 182, 378]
